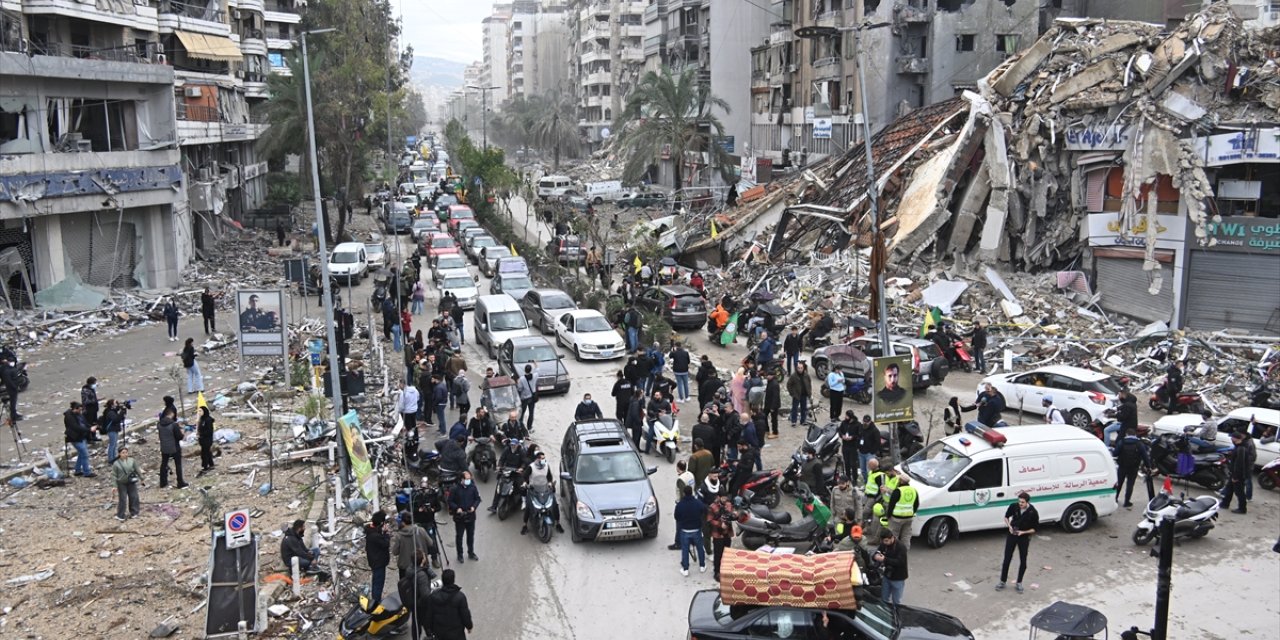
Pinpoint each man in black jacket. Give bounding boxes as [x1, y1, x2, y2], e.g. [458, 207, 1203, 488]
[691, 413, 720, 468]
[611, 371, 634, 420]
[64, 402, 95, 477]
[858, 415, 881, 485]
[625, 388, 646, 450]
[874, 530, 908, 606]
[966, 320, 988, 372]
[996, 492, 1039, 593]
[782, 326, 803, 375]
[1113, 428, 1151, 508]
[1, 357, 22, 423]
[1222, 430, 1255, 514]
[281, 519, 320, 572]
[573, 393, 604, 421]
[426, 569, 473, 640]
[670, 342, 692, 403]
[837, 411, 860, 485]
[763, 372, 782, 438]
[397, 549, 434, 640]
[448, 471, 481, 563]
[365, 511, 392, 608]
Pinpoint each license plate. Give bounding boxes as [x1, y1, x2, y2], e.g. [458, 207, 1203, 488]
[599, 350, 612, 357]
[604, 520, 635, 530]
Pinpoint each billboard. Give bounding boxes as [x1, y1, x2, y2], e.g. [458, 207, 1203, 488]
[236, 289, 286, 356]
[871, 355, 914, 423]
[338, 410, 376, 500]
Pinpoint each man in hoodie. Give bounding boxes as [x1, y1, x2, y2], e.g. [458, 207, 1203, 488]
[156, 408, 187, 489]
[64, 401, 95, 477]
[398, 380, 420, 432]
[391, 512, 436, 579]
[397, 549, 434, 640]
[80, 377, 100, 429]
[281, 519, 320, 572]
[365, 511, 392, 608]
[426, 569, 473, 640]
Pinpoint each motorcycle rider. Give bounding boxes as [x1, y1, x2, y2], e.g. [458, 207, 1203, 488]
[437, 435, 468, 480]
[466, 407, 496, 470]
[800, 445, 829, 505]
[643, 390, 671, 455]
[488, 438, 528, 514]
[1104, 391, 1139, 449]
[498, 410, 528, 442]
[1185, 410, 1218, 452]
[1114, 427, 1152, 508]
[1162, 361, 1185, 414]
[520, 449, 564, 536]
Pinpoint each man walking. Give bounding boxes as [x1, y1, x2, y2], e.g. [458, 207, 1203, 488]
[670, 342, 692, 403]
[398, 380, 420, 431]
[426, 569, 473, 640]
[64, 402, 94, 477]
[996, 492, 1039, 593]
[763, 371, 782, 439]
[449, 470, 481, 563]
[783, 326, 802, 375]
[111, 446, 143, 521]
[516, 364, 538, 432]
[1222, 430, 1255, 514]
[875, 530, 908, 606]
[884, 475, 918, 549]
[706, 487, 735, 580]
[674, 485, 708, 576]
[200, 287, 220, 334]
[397, 550, 433, 640]
[431, 374, 449, 435]
[787, 362, 811, 426]
[1114, 428, 1151, 508]
[365, 511, 392, 608]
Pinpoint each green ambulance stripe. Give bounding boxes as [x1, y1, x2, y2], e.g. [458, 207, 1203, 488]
[915, 487, 1115, 518]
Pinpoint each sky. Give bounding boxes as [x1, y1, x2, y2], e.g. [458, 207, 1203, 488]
[398, 0, 491, 64]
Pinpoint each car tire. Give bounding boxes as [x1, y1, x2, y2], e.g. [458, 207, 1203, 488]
[593, 197, 603, 205]
[574, 346, 582, 363]
[925, 517, 955, 548]
[1060, 502, 1094, 533]
[1068, 409, 1092, 429]
[813, 359, 829, 378]
[1260, 473, 1277, 491]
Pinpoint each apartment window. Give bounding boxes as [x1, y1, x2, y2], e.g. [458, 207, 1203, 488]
[996, 34, 1020, 54]
[955, 34, 975, 52]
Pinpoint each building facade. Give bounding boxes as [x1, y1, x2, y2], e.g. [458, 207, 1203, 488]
[567, 0, 645, 148]
[506, 0, 568, 103]
[481, 5, 511, 108]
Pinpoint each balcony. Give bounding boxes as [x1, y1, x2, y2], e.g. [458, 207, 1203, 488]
[21, 0, 159, 32]
[895, 56, 929, 74]
[770, 30, 794, 46]
[243, 70, 269, 98]
[262, 9, 302, 24]
[582, 23, 610, 42]
[266, 37, 294, 51]
[894, 3, 934, 23]
[586, 95, 604, 108]
[581, 49, 608, 65]
[239, 0, 265, 12]
[240, 29, 267, 56]
[177, 103, 268, 145]
[813, 56, 841, 79]
[268, 63, 291, 76]
[816, 10, 842, 28]
[621, 47, 644, 63]
[157, 0, 231, 37]
[0, 43, 173, 84]
[584, 70, 611, 86]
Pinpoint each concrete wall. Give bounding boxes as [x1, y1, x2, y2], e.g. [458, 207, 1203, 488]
[926, 0, 1039, 106]
[709, 0, 771, 156]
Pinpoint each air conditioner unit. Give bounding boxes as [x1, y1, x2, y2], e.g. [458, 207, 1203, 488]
[184, 86, 202, 98]
[155, 53, 167, 64]
[232, 8, 241, 19]
[198, 167, 214, 182]
[235, 70, 245, 79]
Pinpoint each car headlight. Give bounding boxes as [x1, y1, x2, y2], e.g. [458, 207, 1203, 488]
[640, 495, 657, 518]
[576, 500, 594, 520]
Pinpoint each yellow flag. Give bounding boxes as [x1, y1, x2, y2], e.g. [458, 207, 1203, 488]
[510, 243, 519, 257]
[633, 254, 643, 273]
[196, 391, 208, 409]
[710, 219, 719, 239]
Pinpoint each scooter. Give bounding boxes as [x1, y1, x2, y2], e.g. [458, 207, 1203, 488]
[337, 593, 412, 640]
[493, 467, 523, 521]
[402, 431, 439, 476]
[780, 450, 842, 497]
[469, 436, 496, 483]
[1148, 382, 1205, 414]
[735, 487, 824, 551]
[1259, 458, 1280, 491]
[879, 421, 925, 460]
[1148, 433, 1227, 491]
[1131, 490, 1219, 546]
[821, 371, 872, 405]
[947, 336, 974, 373]
[653, 413, 681, 463]
[527, 485, 557, 543]
[734, 468, 783, 508]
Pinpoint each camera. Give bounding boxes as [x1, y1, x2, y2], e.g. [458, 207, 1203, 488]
[123, 399, 136, 410]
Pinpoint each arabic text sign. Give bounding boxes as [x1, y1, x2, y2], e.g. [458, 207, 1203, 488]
[1195, 128, 1280, 166]
[1085, 213, 1185, 250]
[871, 355, 914, 423]
[1204, 216, 1280, 253]
[1064, 125, 1134, 151]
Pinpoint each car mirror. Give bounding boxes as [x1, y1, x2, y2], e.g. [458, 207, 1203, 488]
[560, 472, 572, 481]
[646, 466, 658, 476]
[556, 354, 564, 359]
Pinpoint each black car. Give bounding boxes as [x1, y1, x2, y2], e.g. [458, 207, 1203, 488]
[496, 336, 570, 395]
[559, 419, 659, 542]
[687, 590, 975, 640]
[636, 285, 707, 330]
[519, 288, 579, 334]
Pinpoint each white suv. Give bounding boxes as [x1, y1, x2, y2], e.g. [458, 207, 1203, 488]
[327, 242, 368, 285]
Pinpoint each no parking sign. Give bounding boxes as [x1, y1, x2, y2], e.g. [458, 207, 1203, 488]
[225, 509, 252, 550]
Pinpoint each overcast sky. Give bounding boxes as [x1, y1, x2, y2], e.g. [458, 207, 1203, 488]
[399, 1, 490, 64]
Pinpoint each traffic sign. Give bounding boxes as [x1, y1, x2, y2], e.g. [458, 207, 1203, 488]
[225, 509, 252, 549]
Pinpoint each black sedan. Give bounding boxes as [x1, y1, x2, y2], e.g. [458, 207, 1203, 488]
[687, 590, 975, 640]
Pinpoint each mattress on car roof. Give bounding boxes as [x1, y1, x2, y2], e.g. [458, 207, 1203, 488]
[718, 548, 859, 609]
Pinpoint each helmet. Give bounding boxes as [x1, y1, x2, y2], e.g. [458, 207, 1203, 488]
[872, 503, 885, 517]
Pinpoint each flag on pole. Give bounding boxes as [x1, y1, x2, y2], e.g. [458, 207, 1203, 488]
[196, 391, 208, 409]
[919, 306, 943, 338]
[510, 243, 518, 257]
[633, 254, 643, 274]
[710, 219, 719, 239]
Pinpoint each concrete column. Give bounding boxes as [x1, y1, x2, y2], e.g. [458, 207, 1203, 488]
[142, 205, 182, 288]
[29, 215, 67, 290]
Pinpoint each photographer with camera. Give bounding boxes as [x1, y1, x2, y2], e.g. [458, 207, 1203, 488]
[100, 399, 131, 464]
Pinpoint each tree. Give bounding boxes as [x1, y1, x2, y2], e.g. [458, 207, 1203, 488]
[616, 68, 733, 190]
[255, 52, 312, 197]
[529, 94, 580, 171]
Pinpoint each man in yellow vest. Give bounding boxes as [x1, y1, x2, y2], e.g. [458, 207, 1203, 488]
[884, 474, 919, 549]
[862, 458, 886, 524]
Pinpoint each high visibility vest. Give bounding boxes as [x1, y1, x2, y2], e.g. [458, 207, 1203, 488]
[892, 486, 918, 518]
[880, 475, 901, 502]
[864, 471, 885, 497]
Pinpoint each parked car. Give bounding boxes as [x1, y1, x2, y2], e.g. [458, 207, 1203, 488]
[687, 590, 975, 640]
[453, 219, 481, 241]
[494, 256, 529, 277]
[410, 217, 438, 241]
[490, 272, 534, 303]
[362, 242, 387, 269]
[559, 419, 659, 542]
[383, 204, 413, 234]
[436, 268, 479, 310]
[466, 235, 500, 263]
[617, 191, 668, 209]
[634, 285, 706, 330]
[425, 232, 460, 259]
[980, 365, 1123, 428]
[547, 234, 585, 264]
[827, 335, 950, 391]
[479, 246, 513, 277]
[327, 242, 368, 285]
[431, 254, 469, 284]
[584, 180, 624, 204]
[396, 194, 419, 210]
[553, 310, 625, 361]
[1152, 407, 1279, 468]
[518, 288, 578, 334]
[497, 336, 570, 395]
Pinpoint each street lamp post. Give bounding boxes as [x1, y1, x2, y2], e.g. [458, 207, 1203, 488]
[300, 27, 350, 485]
[465, 84, 501, 149]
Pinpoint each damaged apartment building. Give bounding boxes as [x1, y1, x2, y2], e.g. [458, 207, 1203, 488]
[768, 3, 1280, 334]
[0, 0, 285, 301]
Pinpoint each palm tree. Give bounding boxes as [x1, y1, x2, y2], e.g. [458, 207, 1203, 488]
[530, 93, 580, 170]
[255, 52, 313, 196]
[616, 68, 732, 190]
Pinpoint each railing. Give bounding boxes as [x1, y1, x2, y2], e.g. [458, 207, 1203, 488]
[10, 40, 165, 64]
[244, 70, 267, 83]
[813, 56, 840, 68]
[241, 28, 264, 40]
[159, 0, 226, 22]
[176, 103, 219, 122]
[250, 110, 272, 123]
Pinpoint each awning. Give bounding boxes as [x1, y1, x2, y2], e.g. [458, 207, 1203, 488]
[175, 31, 242, 62]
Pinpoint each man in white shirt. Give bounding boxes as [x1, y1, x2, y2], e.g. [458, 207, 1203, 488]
[399, 380, 421, 429]
[1042, 396, 1065, 424]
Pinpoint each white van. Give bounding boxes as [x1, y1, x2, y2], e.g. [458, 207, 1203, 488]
[537, 175, 573, 200]
[902, 424, 1118, 548]
[584, 180, 624, 204]
[328, 242, 368, 285]
[474, 294, 534, 359]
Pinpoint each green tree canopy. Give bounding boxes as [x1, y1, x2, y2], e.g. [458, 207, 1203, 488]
[616, 68, 733, 189]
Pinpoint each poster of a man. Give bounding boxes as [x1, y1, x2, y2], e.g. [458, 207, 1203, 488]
[872, 355, 914, 422]
[237, 292, 282, 333]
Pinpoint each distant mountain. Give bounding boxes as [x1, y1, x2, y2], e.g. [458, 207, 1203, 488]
[410, 56, 466, 89]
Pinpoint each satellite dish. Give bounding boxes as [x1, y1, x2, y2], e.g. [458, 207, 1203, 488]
[600, 127, 611, 139]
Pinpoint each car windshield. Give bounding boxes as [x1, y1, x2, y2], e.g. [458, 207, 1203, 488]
[443, 277, 472, 290]
[473, 237, 497, 248]
[436, 256, 466, 270]
[412, 219, 433, 229]
[853, 599, 897, 639]
[914, 342, 944, 360]
[515, 345, 558, 361]
[486, 249, 512, 262]
[575, 451, 647, 484]
[541, 293, 575, 310]
[452, 209, 474, 219]
[902, 441, 972, 488]
[431, 237, 455, 248]
[502, 276, 533, 290]
[577, 316, 612, 332]
[489, 311, 527, 331]
[437, 195, 458, 206]
[332, 252, 359, 264]
[364, 245, 385, 256]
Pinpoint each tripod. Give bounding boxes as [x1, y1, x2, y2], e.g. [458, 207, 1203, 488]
[2, 398, 28, 463]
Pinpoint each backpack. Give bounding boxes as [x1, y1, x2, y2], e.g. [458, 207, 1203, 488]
[747, 385, 766, 406]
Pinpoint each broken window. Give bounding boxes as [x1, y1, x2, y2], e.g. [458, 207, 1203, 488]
[0, 103, 28, 147]
[955, 34, 975, 52]
[45, 98, 138, 152]
[996, 34, 1020, 54]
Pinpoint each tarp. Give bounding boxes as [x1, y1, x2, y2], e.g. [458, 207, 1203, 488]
[175, 31, 242, 62]
[719, 548, 859, 608]
[32, 272, 108, 311]
[1028, 601, 1108, 636]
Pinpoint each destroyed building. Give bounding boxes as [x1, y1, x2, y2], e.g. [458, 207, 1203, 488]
[750, 3, 1280, 334]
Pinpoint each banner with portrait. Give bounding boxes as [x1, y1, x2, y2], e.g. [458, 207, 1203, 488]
[871, 355, 914, 423]
[235, 289, 286, 356]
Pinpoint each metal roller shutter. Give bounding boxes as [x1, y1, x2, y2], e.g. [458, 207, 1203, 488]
[61, 211, 139, 288]
[1184, 251, 1280, 333]
[1095, 255, 1174, 324]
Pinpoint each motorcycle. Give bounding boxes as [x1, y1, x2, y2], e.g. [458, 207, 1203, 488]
[527, 485, 557, 543]
[879, 421, 924, 460]
[947, 335, 974, 373]
[1131, 490, 1220, 546]
[337, 593, 412, 640]
[1148, 433, 1227, 491]
[735, 486, 825, 551]
[734, 468, 783, 508]
[653, 413, 681, 463]
[493, 467, 523, 521]
[780, 451, 842, 497]
[1259, 458, 1280, 492]
[779, 422, 841, 495]
[820, 370, 872, 405]
[469, 436, 496, 483]
[402, 431, 439, 477]
[1148, 381, 1205, 414]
